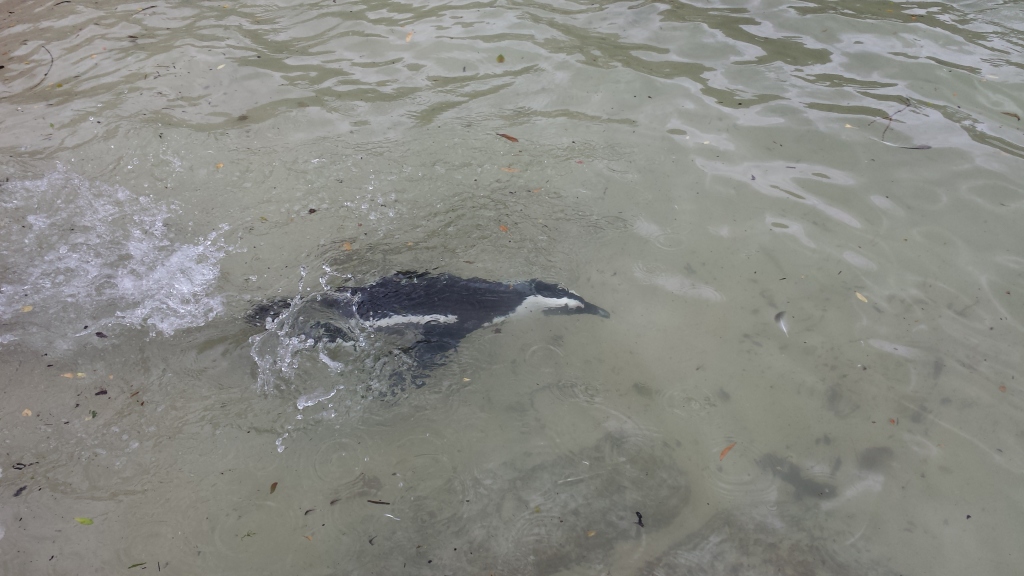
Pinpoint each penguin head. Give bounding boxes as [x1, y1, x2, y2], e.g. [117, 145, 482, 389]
[530, 280, 610, 318]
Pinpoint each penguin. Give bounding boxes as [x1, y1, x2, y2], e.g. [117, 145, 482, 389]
[247, 271, 609, 380]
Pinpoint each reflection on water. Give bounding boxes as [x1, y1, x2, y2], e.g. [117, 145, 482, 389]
[2, 0, 1022, 574]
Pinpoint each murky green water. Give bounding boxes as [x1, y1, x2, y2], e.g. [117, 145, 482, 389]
[2, 0, 1022, 574]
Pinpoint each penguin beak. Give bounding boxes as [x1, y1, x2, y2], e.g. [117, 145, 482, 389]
[582, 301, 611, 318]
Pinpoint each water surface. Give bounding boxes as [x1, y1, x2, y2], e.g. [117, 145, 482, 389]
[1, 0, 1022, 574]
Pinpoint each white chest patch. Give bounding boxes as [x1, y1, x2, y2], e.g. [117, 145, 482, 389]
[362, 314, 459, 328]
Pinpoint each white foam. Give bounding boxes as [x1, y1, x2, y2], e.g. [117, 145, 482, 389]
[297, 388, 339, 410]
[0, 167, 229, 347]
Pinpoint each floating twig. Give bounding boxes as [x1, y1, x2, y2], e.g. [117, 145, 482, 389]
[134, 5, 158, 14]
[367, 499, 391, 505]
[873, 139, 932, 150]
[29, 46, 54, 91]
[868, 97, 912, 142]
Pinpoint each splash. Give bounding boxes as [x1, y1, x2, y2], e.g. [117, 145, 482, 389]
[0, 167, 229, 348]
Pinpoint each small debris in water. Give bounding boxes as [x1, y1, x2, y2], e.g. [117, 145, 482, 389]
[496, 133, 518, 142]
[95, 388, 107, 396]
[720, 442, 737, 461]
[95, 331, 108, 338]
[775, 311, 788, 336]
[270, 482, 278, 494]
[635, 511, 644, 527]
[367, 499, 391, 505]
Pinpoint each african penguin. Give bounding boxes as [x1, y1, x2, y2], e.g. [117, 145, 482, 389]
[247, 271, 609, 377]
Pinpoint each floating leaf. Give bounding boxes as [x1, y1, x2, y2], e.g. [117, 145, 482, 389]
[62, 373, 74, 378]
[999, 385, 1007, 393]
[75, 517, 94, 525]
[855, 291, 868, 303]
[496, 133, 518, 142]
[719, 441, 736, 461]
[496, 54, 505, 63]
[270, 482, 278, 494]
[405, 30, 414, 42]
[531, 188, 542, 193]
[500, 166, 518, 173]
[215, 163, 224, 169]
[305, 535, 313, 541]
[22, 409, 32, 417]
[586, 530, 597, 537]
[342, 241, 353, 251]
[128, 563, 146, 569]
[21, 305, 33, 312]
[499, 224, 509, 233]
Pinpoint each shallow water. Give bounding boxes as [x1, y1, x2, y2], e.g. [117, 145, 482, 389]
[1, 0, 1022, 574]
